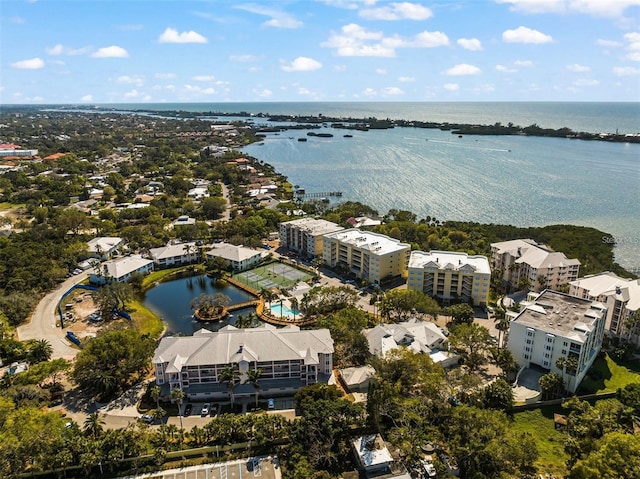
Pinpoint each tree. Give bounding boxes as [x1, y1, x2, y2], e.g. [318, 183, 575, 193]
[219, 365, 240, 406]
[300, 285, 359, 315]
[91, 282, 133, 322]
[442, 303, 475, 325]
[170, 388, 185, 430]
[246, 368, 263, 408]
[378, 289, 440, 322]
[150, 385, 161, 409]
[190, 292, 230, 319]
[448, 322, 492, 370]
[26, 339, 53, 364]
[83, 412, 105, 441]
[482, 378, 514, 410]
[493, 308, 510, 348]
[570, 432, 640, 479]
[624, 309, 640, 343]
[539, 372, 565, 400]
[290, 297, 299, 322]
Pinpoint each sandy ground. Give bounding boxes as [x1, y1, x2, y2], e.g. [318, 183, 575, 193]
[61, 291, 102, 339]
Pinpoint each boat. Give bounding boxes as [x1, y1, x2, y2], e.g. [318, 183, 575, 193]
[343, 134, 353, 138]
[321, 197, 330, 203]
[298, 138, 307, 142]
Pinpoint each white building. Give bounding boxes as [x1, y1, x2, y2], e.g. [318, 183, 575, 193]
[206, 243, 264, 272]
[152, 324, 334, 401]
[172, 215, 196, 228]
[407, 250, 491, 306]
[149, 242, 199, 268]
[90, 254, 154, 284]
[322, 229, 410, 284]
[187, 187, 210, 201]
[279, 217, 344, 258]
[86, 237, 124, 260]
[569, 272, 640, 345]
[491, 239, 580, 292]
[506, 290, 607, 393]
[352, 434, 410, 479]
[362, 319, 458, 368]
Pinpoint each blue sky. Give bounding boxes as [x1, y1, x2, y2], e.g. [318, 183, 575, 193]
[2, 0, 639, 103]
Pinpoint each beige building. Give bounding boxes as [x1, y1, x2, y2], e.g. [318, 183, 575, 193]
[407, 250, 491, 306]
[569, 272, 640, 345]
[322, 229, 410, 284]
[491, 239, 580, 293]
[279, 217, 344, 258]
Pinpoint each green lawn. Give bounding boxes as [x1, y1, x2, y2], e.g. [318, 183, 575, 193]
[578, 353, 640, 394]
[511, 406, 569, 477]
[129, 300, 164, 337]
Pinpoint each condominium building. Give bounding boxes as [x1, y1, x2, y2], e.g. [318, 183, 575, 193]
[506, 290, 607, 393]
[279, 218, 344, 258]
[407, 250, 491, 306]
[153, 324, 334, 401]
[205, 242, 265, 272]
[322, 229, 410, 284]
[149, 242, 199, 268]
[89, 254, 154, 284]
[569, 272, 640, 345]
[491, 239, 580, 293]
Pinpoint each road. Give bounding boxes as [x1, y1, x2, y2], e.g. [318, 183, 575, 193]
[16, 270, 90, 360]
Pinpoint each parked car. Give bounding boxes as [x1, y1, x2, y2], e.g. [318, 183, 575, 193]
[184, 403, 192, 416]
[201, 403, 210, 416]
[210, 404, 218, 416]
[140, 414, 154, 424]
[267, 398, 275, 410]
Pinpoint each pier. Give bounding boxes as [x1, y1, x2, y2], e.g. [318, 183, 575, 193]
[294, 191, 343, 199]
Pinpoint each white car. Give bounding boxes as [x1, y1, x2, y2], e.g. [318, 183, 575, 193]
[201, 403, 210, 416]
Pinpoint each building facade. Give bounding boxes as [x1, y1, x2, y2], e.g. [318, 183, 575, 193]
[279, 218, 344, 258]
[506, 290, 607, 393]
[89, 254, 154, 284]
[491, 239, 580, 293]
[149, 242, 199, 268]
[407, 250, 491, 306]
[153, 324, 334, 401]
[569, 272, 640, 345]
[322, 229, 410, 284]
[206, 243, 264, 272]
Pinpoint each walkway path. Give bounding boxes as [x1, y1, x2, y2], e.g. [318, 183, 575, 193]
[17, 270, 91, 360]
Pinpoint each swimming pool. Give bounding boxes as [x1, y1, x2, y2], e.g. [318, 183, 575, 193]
[269, 303, 301, 318]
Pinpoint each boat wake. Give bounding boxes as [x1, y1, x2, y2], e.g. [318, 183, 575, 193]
[426, 138, 510, 152]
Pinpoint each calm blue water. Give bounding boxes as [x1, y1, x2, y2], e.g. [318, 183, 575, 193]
[269, 303, 300, 318]
[142, 274, 256, 335]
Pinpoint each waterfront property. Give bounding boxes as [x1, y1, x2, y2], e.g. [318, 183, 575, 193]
[506, 290, 607, 393]
[569, 271, 640, 345]
[149, 242, 199, 268]
[322, 229, 410, 284]
[89, 254, 154, 284]
[407, 250, 491, 306]
[152, 324, 334, 401]
[86, 236, 124, 261]
[206, 243, 265, 272]
[491, 239, 580, 293]
[279, 217, 344, 258]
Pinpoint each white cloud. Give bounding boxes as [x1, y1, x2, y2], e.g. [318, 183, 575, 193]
[573, 78, 599, 86]
[502, 26, 553, 43]
[457, 38, 483, 51]
[47, 44, 64, 55]
[445, 64, 481, 76]
[92, 46, 129, 58]
[334, 64, 348, 72]
[376, 68, 387, 75]
[381, 86, 404, 95]
[398, 76, 415, 82]
[234, 4, 303, 29]
[613, 66, 640, 75]
[514, 59, 533, 66]
[360, 2, 433, 20]
[496, 64, 517, 72]
[567, 63, 591, 72]
[627, 51, 640, 61]
[362, 87, 378, 97]
[11, 57, 44, 69]
[596, 39, 622, 47]
[496, 0, 639, 18]
[230, 54, 260, 62]
[444, 83, 460, 91]
[496, 0, 566, 14]
[116, 75, 144, 86]
[81, 95, 93, 102]
[281, 56, 323, 72]
[158, 28, 207, 44]
[193, 75, 216, 82]
[155, 73, 176, 79]
[625, 32, 640, 61]
[124, 89, 140, 98]
[10, 16, 25, 24]
[254, 88, 273, 98]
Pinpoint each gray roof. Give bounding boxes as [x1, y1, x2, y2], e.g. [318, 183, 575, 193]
[154, 324, 333, 369]
[363, 319, 446, 357]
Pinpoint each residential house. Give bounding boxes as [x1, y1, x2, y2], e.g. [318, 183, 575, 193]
[322, 229, 410, 284]
[149, 242, 199, 268]
[352, 434, 410, 479]
[279, 217, 344, 258]
[407, 250, 491, 306]
[152, 324, 334, 401]
[90, 254, 154, 284]
[491, 239, 580, 292]
[569, 272, 640, 345]
[172, 215, 196, 228]
[86, 237, 124, 261]
[506, 290, 607, 393]
[206, 243, 264, 272]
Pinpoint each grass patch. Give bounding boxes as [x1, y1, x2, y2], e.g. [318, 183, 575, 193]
[128, 300, 164, 337]
[141, 266, 192, 290]
[511, 406, 569, 477]
[578, 353, 640, 394]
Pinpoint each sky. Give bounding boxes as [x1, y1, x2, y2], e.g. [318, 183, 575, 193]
[1, 0, 640, 104]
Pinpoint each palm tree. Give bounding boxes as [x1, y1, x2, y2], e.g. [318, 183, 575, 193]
[290, 297, 299, 322]
[219, 365, 240, 407]
[83, 413, 105, 441]
[493, 310, 510, 349]
[246, 368, 263, 408]
[150, 385, 161, 409]
[27, 339, 53, 364]
[625, 310, 640, 343]
[170, 388, 185, 430]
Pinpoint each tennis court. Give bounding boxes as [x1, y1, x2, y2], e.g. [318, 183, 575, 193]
[233, 262, 312, 291]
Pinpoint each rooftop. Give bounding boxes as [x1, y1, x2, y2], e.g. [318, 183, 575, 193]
[281, 217, 344, 236]
[409, 250, 491, 275]
[323, 228, 410, 255]
[570, 272, 640, 311]
[206, 242, 264, 262]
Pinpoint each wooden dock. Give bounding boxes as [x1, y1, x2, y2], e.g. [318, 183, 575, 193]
[294, 191, 342, 199]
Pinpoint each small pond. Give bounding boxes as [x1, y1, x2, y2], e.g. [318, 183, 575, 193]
[142, 274, 259, 335]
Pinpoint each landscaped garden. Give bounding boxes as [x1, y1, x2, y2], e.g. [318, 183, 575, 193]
[578, 353, 640, 394]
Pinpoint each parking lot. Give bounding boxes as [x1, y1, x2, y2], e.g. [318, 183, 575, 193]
[118, 456, 281, 479]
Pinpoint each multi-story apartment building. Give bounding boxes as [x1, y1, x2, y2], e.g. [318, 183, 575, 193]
[322, 229, 410, 284]
[279, 218, 344, 258]
[407, 250, 491, 306]
[149, 242, 199, 268]
[569, 272, 640, 345]
[491, 239, 580, 293]
[153, 324, 334, 401]
[506, 290, 607, 393]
